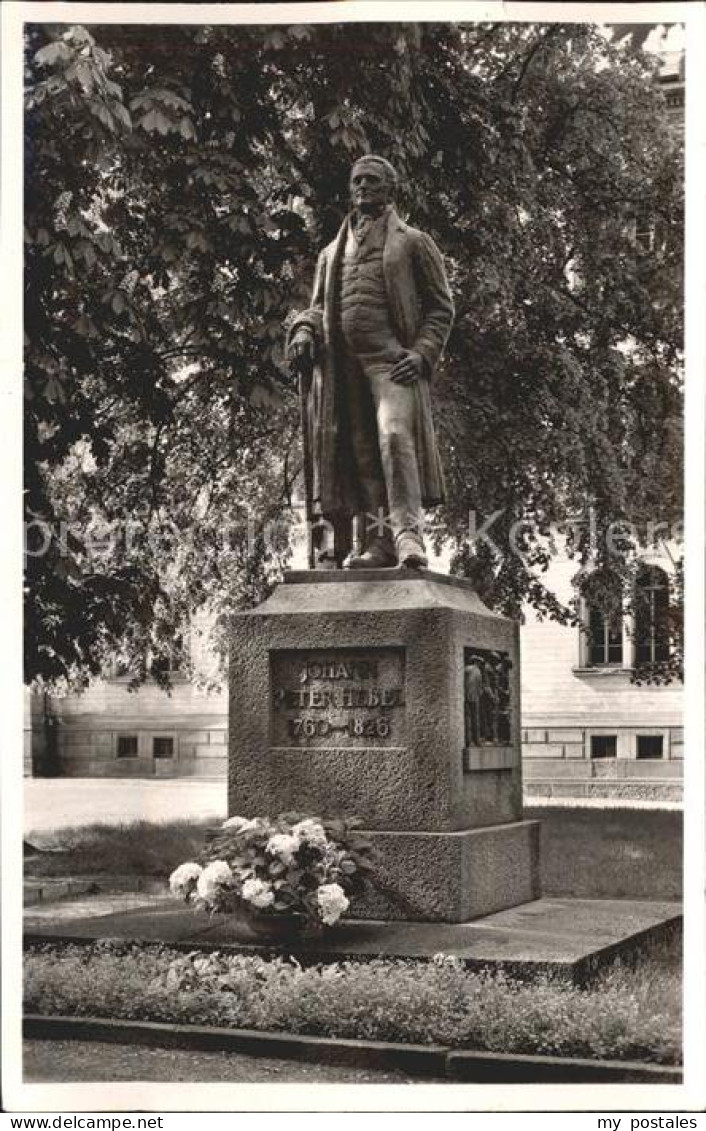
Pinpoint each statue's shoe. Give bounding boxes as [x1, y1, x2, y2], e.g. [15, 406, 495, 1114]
[396, 534, 428, 570]
[343, 544, 397, 570]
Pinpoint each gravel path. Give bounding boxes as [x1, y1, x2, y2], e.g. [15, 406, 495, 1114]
[23, 1038, 430, 1085]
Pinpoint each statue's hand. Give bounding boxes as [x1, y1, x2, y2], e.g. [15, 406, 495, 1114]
[288, 332, 314, 377]
[390, 348, 425, 386]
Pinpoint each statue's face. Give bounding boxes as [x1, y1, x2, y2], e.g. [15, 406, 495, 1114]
[349, 164, 391, 213]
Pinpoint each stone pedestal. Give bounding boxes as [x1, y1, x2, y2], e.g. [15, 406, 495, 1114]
[228, 568, 541, 922]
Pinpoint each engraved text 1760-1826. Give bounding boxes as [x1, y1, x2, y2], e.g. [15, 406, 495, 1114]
[270, 648, 405, 748]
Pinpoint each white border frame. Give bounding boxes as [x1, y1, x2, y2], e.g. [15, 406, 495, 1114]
[2, 0, 704, 1116]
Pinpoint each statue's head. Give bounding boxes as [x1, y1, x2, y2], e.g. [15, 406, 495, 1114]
[349, 155, 397, 214]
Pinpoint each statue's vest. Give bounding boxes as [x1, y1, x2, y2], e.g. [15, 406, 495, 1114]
[338, 216, 397, 355]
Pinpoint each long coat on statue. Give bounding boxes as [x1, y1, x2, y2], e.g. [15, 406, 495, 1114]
[288, 206, 455, 521]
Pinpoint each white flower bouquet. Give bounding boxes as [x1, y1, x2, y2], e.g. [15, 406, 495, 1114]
[169, 813, 376, 931]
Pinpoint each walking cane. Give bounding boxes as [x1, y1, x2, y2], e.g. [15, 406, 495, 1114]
[297, 358, 315, 570]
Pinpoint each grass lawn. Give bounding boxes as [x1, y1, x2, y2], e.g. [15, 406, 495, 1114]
[26, 807, 682, 903]
[525, 805, 682, 902]
[24, 819, 214, 881]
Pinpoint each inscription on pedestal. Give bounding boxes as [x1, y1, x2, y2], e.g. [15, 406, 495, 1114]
[270, 648, 405, 747]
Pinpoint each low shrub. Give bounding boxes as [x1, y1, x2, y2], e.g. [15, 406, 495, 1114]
[23, 939, 681, 1065]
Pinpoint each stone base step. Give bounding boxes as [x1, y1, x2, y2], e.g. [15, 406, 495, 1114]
[24, 895, 681, 985]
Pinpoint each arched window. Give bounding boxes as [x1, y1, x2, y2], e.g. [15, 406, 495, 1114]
[150, 631, 185, 677]
[587, 603, 624, 666]
[580, 572, 624, 667]
[634, 565, 670, 665]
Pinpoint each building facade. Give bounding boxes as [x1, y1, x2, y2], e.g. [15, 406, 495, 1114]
[520, 549, 682, 802]
[30, 677, 228, 780]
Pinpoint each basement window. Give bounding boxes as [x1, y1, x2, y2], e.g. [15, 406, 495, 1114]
[153, 736, 175, 759]
[116, 734, 138, 758]
[636, 735, 664, 760]
[591, 735, 617, 759]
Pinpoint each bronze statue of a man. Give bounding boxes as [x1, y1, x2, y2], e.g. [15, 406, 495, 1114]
[287, 155, 454, 569]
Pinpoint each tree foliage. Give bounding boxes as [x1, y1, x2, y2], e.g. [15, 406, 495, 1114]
[23, 21, 683, 687]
